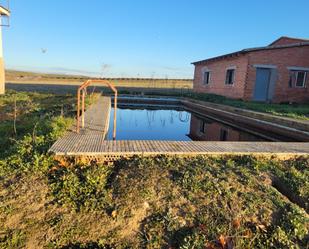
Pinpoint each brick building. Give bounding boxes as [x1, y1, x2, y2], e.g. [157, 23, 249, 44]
[192, 37, 309, 103]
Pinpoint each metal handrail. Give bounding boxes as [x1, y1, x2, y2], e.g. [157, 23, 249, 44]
[76, 79, 118, 140]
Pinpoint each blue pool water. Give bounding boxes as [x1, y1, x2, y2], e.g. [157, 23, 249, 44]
[107, 106, 268, 141]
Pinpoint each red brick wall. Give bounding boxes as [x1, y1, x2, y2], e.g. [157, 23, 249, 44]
[193, 55, 248, 99]
[193, 46, 309, 103]
[245, 46, 309, 103]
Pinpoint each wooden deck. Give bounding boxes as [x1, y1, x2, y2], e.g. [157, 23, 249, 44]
[49, 96, 111, 154]
[49, 96, 309, 160]
[51, 140, 309, 157]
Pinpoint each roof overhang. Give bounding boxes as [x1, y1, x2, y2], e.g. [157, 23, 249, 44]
[191, 51, 245, 65]
[0, 6, 10, 16]
[192, 42, 309, 66]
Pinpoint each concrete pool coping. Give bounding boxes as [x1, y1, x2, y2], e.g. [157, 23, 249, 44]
[181, 99, 309, 142]
[49, 95, 309, 160]
[181, 98, 309, 132]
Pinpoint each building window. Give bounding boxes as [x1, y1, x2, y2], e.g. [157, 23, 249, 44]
[203, 71, 210, 85]
[220, 128, 228, 141]
[199, 120, 206, 133]
[289, 70, 307, 88]
[225, 69, 235, 85]
[295, 71, 307, 87]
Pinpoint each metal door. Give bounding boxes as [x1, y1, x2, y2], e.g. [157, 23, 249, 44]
[253, 68, 271, 101]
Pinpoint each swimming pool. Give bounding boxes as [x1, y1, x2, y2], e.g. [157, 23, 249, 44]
[107, 106, 268, 141]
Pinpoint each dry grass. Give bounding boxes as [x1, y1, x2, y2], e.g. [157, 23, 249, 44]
[5, 70, 193, 89]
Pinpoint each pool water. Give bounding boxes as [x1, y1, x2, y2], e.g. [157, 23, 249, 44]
[107, 107, 267, 141]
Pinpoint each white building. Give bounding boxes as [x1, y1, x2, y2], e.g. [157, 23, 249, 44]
[0, 4, 10, 94]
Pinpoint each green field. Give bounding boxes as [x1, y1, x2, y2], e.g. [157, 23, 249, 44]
[0, 91, 308, 248]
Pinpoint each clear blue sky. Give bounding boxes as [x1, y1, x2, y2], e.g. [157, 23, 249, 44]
[3, 0, 309, 78]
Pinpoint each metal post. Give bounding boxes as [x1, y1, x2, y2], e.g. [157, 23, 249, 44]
[82, 89, 85, 128]
[113, 91, 117, 140]
[76, 89, 81, 133]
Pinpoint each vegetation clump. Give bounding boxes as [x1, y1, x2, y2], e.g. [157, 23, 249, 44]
[48, 163, 113, 211]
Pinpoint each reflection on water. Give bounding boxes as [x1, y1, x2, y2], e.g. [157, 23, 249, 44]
[107, 107, 267, 141]
[188, 115, 265, 141]
[107, 107, 192, 141]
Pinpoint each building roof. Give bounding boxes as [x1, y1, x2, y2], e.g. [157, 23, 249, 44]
[192, 36, 309, 65]
[269, 36, 309, 46]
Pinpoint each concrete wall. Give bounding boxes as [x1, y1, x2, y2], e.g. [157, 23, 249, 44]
[193, 55, 248, 99]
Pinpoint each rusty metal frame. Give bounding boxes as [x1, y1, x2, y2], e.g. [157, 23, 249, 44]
[76, 79, 118, 140]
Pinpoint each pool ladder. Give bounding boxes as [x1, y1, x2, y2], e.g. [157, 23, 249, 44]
[76, 79, 118, 140]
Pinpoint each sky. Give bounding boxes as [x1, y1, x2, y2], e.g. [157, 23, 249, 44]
[2, 0, 309, 78]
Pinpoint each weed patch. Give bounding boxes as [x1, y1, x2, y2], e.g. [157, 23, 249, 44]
[48, 164, 113, 211]
[0, 229, 26, 249]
